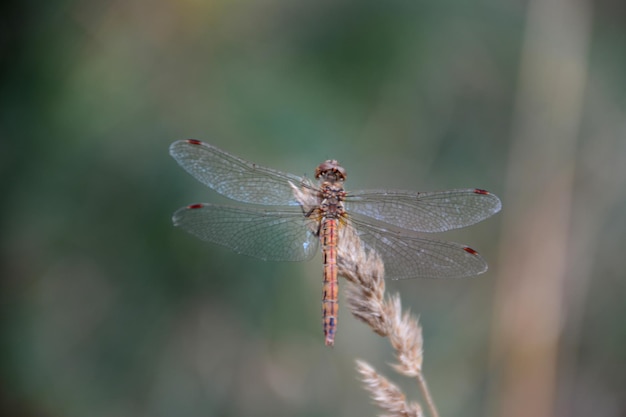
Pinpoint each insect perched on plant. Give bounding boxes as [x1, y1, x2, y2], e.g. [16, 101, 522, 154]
[170, 140, 501, 346]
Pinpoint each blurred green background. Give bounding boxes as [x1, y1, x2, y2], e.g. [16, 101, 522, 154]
[1, 0, 625, 416]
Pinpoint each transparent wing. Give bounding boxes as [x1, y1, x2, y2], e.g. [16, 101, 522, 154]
[170, 140, 305, 206]
[345, 188, 501, 233]
[349, 214, 488, 279]
[173, 203, 319, 261]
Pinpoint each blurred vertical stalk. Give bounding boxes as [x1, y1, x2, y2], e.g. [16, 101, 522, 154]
[489, 0, 591, 417]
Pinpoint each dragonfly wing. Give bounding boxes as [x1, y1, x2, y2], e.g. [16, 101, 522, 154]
[173, 204, 319, 261]
[349, 214, 488, 279]
[170, 140, 305, 206]
[346, 188, 501, 233]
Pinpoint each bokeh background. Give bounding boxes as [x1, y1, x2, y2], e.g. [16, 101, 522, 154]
[1, 0, 625, 416]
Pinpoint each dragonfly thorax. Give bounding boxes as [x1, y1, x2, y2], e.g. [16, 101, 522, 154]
[318, 182, 346, 220]
[315, 160, 347, 182]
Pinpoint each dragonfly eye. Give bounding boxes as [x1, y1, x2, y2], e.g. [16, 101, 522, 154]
[315, 160, 347, 181]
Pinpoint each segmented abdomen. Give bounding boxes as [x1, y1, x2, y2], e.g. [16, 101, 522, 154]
[321, 217, 339, 346]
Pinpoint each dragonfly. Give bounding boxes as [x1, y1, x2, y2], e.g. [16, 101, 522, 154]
[170, 139, 501, 346]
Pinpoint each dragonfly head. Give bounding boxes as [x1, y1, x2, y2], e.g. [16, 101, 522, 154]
[315, 160, 347, 182]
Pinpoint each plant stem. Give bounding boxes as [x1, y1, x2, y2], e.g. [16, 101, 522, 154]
[416, 372, 440, 417]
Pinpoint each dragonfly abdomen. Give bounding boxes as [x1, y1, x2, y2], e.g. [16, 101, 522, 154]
[321, 217, 339, 347]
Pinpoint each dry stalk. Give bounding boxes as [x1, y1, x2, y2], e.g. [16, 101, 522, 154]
[338, 225, 440, 417]
[356, 360, 423, 417]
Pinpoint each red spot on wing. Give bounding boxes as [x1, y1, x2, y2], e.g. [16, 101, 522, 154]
[474, 189, 490, 195]
[463, 246, 479, 255]
[186, 139, 202, 145]
[187, 203, 204, 209]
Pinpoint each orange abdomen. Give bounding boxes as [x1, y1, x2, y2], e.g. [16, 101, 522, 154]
[321, 218, 339, 346]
